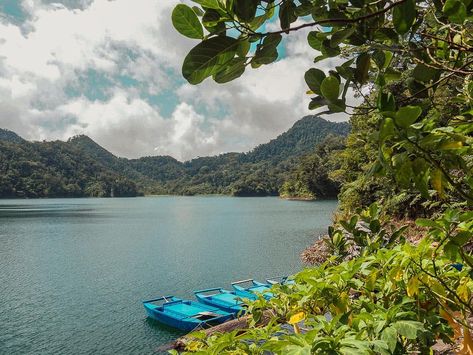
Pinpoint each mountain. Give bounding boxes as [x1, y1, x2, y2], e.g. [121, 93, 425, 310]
[67, 134, 118, 165]
[0, 116, 350, 198]
[0, 128, 25, 144]
[245, 115, 350, 163]
[0, 134, 140, 198]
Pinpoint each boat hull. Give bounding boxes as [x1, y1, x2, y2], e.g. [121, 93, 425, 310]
[143, 297, 233, 331]
[232, 280, 273, 300]
[195, 293, 245, 314]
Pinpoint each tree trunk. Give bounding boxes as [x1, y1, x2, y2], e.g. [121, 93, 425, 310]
[157, 311, 274, 352]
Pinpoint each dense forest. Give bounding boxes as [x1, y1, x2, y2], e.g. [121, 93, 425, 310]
[168, 0, 473, 353]
[0, 116, 349, 198]
[279, 134, 346, 200]
[0, 130, 140, 198]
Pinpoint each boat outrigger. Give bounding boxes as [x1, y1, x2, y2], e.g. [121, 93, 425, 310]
[194, 287, 249, 314]
[231, 279, 273, 300]
[143, 296, 233, 331]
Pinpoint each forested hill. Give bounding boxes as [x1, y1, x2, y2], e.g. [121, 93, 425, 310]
[0, 116, 349, 198]
[245, 116, 350, 163]
[0, 129, 25, 144]
[0, 135, 141, 198]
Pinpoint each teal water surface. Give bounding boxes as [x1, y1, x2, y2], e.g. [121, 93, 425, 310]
[0, 197, 336, 354]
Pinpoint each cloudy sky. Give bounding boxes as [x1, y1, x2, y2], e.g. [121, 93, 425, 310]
[0, 0, 350, 161]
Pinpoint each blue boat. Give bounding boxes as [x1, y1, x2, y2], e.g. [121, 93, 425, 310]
[194, 287, 249, 314]
[231, 279, 273, 300]
[143, 296, 234, 331]
[266, 276, 295, 285]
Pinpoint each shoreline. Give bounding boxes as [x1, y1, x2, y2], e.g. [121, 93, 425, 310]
[280, 196, 316, 201]
[0, 193, 341, 200]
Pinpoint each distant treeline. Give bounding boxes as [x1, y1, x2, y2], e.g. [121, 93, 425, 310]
[0, 116, 350, 198]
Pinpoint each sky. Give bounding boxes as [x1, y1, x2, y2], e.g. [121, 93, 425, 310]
[0, 0, 351, 161]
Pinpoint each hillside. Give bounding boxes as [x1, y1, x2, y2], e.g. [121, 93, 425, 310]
[0, 128, 25, 144]
[0, 138, 140, 198]
[245, 116, 350, 163]
[279, 134, 347, 200]
[68, 135, 118, 165]
[0, 116, 350, 198]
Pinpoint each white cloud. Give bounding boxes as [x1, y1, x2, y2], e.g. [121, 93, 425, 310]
[56, 92, 220, 161]
[0, 0, 353, 160]
[0, 0, 194, 156]
[175, 23, 355, 151]
[58, 91, 170, 158]
[0, 0, 190, 78]
[157, 103, 219, 160]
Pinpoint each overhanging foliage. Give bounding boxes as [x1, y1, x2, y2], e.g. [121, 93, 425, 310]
[172, 0, 473, 352]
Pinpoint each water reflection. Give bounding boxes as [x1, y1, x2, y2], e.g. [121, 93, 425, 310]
[0, 203, 100, 218]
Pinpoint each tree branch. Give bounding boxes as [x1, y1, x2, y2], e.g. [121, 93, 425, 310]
[260, 0, 408, 36]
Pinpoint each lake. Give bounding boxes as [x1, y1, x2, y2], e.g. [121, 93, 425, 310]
[0, 197, 336, 354]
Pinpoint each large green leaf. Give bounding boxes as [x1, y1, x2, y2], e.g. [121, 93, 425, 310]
[384, 68, 402, 83]
[192, 6, 204, 16]
[416, 218, 440, 228]
[372, 50, 393, 70]
[336, 58, 355, 80]
[381, 326, 398, 353]
[377, 92, 396, 112]
[202, 9, 226, 35]
[328, 99, 346, 113]
[330, 27, 355, 47]
[320, 39, 340, 58]
[279, 0, 297, 32]
[308, 96, 328, 110]
[237, 39, 250, 57]
[442, 0, 467, 24]
[262, 33, 282, 47]
[233, 0, 258, 22]
[250, 15, 267, 31]
[431, 168, 445, 197]
[379, 117, 395, 142]
[307, 31, 323, 50]
[214, 58, 246, 83]
[305, 68, 326, 94]
[202, 9, 221, 27]
[295, 1, 313, 16]
[392, 321, 424, 339]
[355, 53, 370, 84]
[172, 4, 204, 39]
[253, 34, 282, 65]
[182, 37, 238, 84]
[320, 75, 340, 102]
[393, 0, 416, 34]
[413, 64, 438, 82]
[395, 106, 422, 128]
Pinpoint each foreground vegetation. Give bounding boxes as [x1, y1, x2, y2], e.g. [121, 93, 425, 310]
[170, 0, 473, 352]
[0, 116, 348, 198]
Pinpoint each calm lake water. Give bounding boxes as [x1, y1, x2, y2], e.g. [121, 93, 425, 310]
[0, 197, 336, 354]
